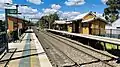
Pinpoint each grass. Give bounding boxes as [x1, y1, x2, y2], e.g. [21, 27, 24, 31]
[101, 42, 119, 50]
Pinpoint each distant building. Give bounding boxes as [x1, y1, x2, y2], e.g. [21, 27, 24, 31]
[7, 15, 28, 39]
[53, 20, 72, 31]
[7, 16, 28, 32]
[105, 18, 120, 35]
[106, 18, 120, 29]
[53, 11, 108, 35]
[70, 11, 107, 35]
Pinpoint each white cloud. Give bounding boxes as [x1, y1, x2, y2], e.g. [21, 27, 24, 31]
[30, 12, 43, 19]
[19, 6, 38, 14]
[0, 14, 5, 21]
[0, 0, 43, 22]
[51, 4, 61, 10]
[0, 0, 13, 9]
[19, 12, 43, 22]
[3, 6, 43, 22]
[42, 4, 61, 16]
[65, 0, 85, 6]
[27, 0, 43, 5]
[0, 0, 13, 20]
[12, 12, 43, 23]
[59, 11, 80, 20]
[0, 0, 12, 4]
[42, 8, 58, 15]
[42, 4, 80, 20]
[101, 0, 108, 4]
[18, 6, 43, 22]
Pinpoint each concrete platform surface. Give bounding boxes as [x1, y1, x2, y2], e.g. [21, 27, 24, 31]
[0, 29, 52, 67]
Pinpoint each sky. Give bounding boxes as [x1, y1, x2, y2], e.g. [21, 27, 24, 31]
[0, 0, 108, 22]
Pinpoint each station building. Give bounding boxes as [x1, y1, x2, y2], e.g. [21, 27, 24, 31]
[7, 16, 28, 40]
[105, 18, 120, 38]
[71, 11, 107, 35]
[105, 18, 120, 30]
[53, 11, 108, 35]
[53, 20, 72, 32]
[7, 16, 27, 32]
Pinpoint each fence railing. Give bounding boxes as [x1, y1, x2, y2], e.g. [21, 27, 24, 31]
[92, 29, 120, 39]
[104, 29, 120, 39]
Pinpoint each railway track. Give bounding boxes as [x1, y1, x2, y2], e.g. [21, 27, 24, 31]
[34, 29, 79, 67]
[43, 34, 80, 67]
[45, 31, 117, 59]
[40, 30, 117, 67]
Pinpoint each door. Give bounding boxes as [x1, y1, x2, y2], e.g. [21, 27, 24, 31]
[89, 23, 92, 34]
[75, 22, 79, 33]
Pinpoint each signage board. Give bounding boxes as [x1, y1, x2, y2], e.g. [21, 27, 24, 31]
[6, 9, 17, 14]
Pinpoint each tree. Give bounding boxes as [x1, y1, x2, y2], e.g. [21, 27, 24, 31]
[104, 0, 120, 23]
[0, 20, 5, 32]
[48, 13, 59, 28]
[38, 13, 59, 29]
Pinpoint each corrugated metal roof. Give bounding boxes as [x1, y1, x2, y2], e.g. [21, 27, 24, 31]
[105, 25, 116, 29]
[54, 20, 72, 24]
[72, 11, 106, 22]
[72, 12, 89, 21]
[105, 18, 120, 29]
[112, 18, 120, 28]
[82, 18, 94, 23]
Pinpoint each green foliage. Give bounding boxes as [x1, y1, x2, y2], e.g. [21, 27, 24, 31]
[38, 13, 59, 29]
[0, 20, 5, 32]
[104, 0, 120, 23]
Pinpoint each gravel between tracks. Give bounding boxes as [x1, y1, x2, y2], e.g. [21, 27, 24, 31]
[46, 31, 120, 67]
[34, 28, 120, 67]
[40, 31, 115, 67]
[35, 30, 75, 67]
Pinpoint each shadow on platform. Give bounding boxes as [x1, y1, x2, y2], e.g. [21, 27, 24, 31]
[107, 49, 120, 57]
[8, 49, 37, 53]
[0, 48, 45, 67]
[79, 58, 115, 66]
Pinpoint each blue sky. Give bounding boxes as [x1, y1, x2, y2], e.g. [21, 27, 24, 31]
[13, 0, 107, 13]
[0, 0, 108, 21]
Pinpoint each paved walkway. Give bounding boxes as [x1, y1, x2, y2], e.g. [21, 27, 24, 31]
[0, 29, 52, 67]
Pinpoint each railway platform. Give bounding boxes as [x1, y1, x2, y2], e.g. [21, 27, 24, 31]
[0, 29, 52, 67]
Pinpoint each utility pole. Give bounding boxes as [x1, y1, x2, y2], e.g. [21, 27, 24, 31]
[49, 20, 50, 29]
[15, 5, 27, 39]
[5, 9, 9, 52]
[16, 5, 19, 39]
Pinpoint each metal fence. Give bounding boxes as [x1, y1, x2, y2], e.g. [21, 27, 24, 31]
[92, 29, 120, 39]
[104, 29, 120, 39]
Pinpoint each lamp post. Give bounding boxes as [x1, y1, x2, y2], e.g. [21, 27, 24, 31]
[16, 5, 19, 39]
[15, 5, 27, 39]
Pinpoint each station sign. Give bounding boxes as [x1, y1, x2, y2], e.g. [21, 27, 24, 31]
[6, 9, 17, 14]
